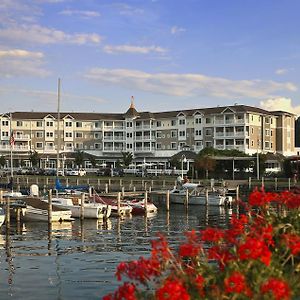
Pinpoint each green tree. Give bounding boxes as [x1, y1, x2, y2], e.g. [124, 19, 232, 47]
[89, 155, 98, 168]
[74, 150, 85, 168]
[29, 151, 40, 167]
[0, 155, 6, 168]
[121, 151, 133, 168]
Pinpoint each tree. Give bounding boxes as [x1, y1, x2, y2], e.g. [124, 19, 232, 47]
[74, 151, 85, 168]
[121, 151, 133, 168]
[89, 155, 98, 168]
[29, 151, 40, 167]
[195, 155, 216, 179]
[0, 155, 6, 168]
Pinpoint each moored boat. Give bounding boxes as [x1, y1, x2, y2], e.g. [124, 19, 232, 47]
[48, 196, 111, 219]
[169, 183, 232, 206]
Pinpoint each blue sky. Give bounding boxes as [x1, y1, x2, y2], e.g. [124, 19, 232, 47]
[1, 0, 300, 114]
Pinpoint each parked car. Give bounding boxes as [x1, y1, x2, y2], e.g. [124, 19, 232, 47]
[65, 168, 86, 176]
[96, 168, 111, 176]
[44, 168, 56, 176]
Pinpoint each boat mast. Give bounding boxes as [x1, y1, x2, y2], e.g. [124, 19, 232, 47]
[56, 78, 61, 177]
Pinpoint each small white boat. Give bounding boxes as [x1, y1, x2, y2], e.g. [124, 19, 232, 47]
[49, 197, 112, 219]
[0, 207, 5, 227]
[21, 197, 73, 222]
[169, 183, 232, 206]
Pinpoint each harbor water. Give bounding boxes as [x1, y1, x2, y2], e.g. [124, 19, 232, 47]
[0, 205, 235, 299]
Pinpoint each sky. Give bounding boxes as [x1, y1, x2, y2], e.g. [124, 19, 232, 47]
[1, 0, 300, 115]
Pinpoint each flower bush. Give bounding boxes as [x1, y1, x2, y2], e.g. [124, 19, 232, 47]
[104, 189, 300, 300]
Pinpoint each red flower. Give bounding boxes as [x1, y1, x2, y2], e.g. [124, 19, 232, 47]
[194, 275, 205, 296]
[261, 278, 291, 300]
[104, 282, 137, 300]
[282, 233, 300, 255]
[156, 278, 190, 300]
[179, 243, 201, 257]
[201, 227, 224, 242]
[224, 271, 249, 295]
[238, 237, 272, 266]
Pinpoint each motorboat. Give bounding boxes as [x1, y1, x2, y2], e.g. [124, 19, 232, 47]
[48, 196, 112, 219]
[21, 197, 73, 222]
[169, 183, 232, 206]
[125, 198, 158, 215]
[93, 195, 132, 217]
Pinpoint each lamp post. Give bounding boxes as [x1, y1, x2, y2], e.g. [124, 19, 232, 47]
[181, 154, 187, 179]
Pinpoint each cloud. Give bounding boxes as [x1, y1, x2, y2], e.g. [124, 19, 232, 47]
[260, 97, 300, 115]
[171, 26, 186, 35]
[275, 68, 289, 75]
[103, 44, 167, 55]
[0, 24, 102, 45]
[115, 3, 144, 15]
[0, 49, 44, 58]
[0, 48, 49, 77]
[59, 9, 101, 18]
[84, 68, 297, 99]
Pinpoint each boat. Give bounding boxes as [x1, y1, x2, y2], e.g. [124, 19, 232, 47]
[47, 196, 112, 219]
[125, 198, 158, 215]
[169, 183, 232, 206]
[92, 194, 132, 217]
[0, 207, 5, 227]
[20, 197, 74, 222]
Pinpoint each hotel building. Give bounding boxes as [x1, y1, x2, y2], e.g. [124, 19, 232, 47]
[0, 101, 296, 169]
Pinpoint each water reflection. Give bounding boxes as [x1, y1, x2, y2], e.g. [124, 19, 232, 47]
[0, 205, 235, 299]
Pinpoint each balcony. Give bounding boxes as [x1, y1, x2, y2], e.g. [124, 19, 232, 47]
[15, 134, 31, 141]
[0, 145, 30, 151]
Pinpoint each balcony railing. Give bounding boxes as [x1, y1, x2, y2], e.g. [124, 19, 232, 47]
[0, 145, 30, 151]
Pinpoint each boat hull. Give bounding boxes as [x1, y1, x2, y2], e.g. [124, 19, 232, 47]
[170, 193, 229, 206]
[22, 206, 73, 222]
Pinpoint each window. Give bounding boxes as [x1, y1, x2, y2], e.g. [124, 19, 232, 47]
[156, 143, 162, 149]
[46, 121, 53, 127]
[126, 143, 133, 149]
[171, 142, 177, 149]
[195, 130, 202, 136]
[76, 132, 83, 138]
[205, 128, 212, 136]
[196, 141, 203, 147]
[179, 130, 185, 137]
[65, 121, 72, 127]
[94, 122, 100, 128]
[265, 141, 270, 149]
[251, 140, 254, 147]
[171, 131, 177, 138]
[206, 118, 212, 124]
[76, 122, 82, 128]
[2, 131, 9, 137]
[271, 130, 273, 137]
[2, 120, 9, 126]
[94, 133, 100, 139]
[156, 121, 161, 127]
[265, 129, 270, 136]
[195, 118, 202, 124]
[265, 117, 270, 124]
[36, 142, 43, 148]
[94, 143, 101, 149]
[271, 142, 273, 148]
[205, 141, 212, 147]
[16, 121, 23, 127]
[251, 127, 254, 134]
[36, 121, 43, 127]
[179, 119, 185, 125]
[36, 131, 43, 138]
[156, 131, 162, 138]
[75, 143, 83, 149]
[171, 119, 176, 126]
[127, 132, 133, 138]
[46, 132, 54, 138]
[179, 142, 186, 149]
[126, 122, 133, 128]
[65, 132, 72, 138]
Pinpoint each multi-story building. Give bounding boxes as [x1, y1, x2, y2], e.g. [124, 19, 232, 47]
[0, 101, 296, 169]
